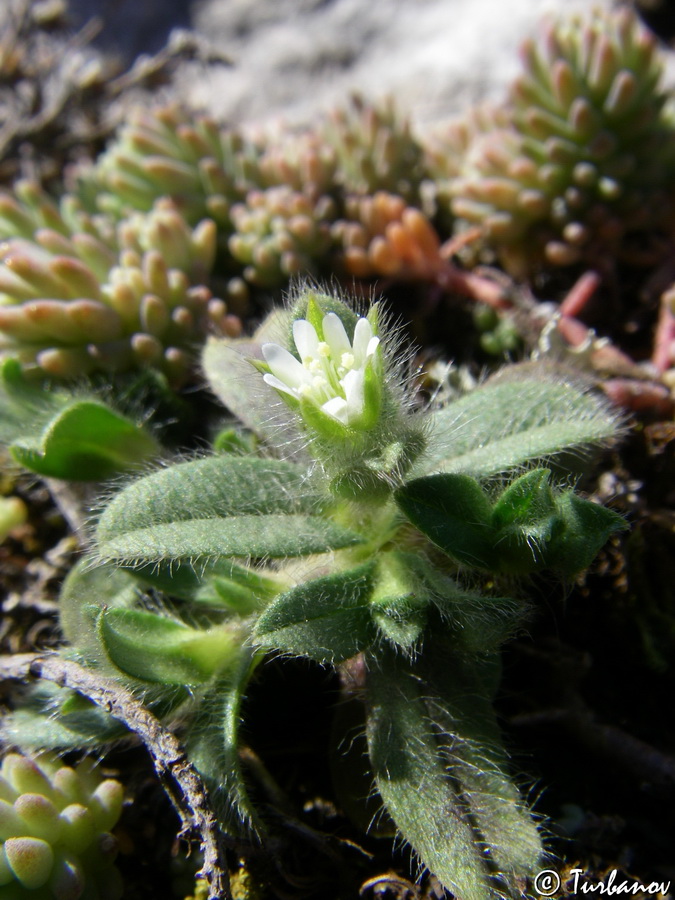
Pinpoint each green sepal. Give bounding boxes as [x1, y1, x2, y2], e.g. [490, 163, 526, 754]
[288, 289, 360, 354]
[298, 394, 351, 442]
[97, 607, 244, 685]
[254, 563, 377, 663]
[395, 473, 497, 569]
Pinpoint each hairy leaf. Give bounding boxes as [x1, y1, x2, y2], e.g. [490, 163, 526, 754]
[187, 649, 264, 833]
[59, 560, 139, 664]
[366, 648, 493, 900]
[397, 471, 625, 575]
[96, 455, 362, 565]
[0, 359, 159, 480]
[97, 608, 244, 684]
[97, 515, 361, 565]
[395, 474, 496, 569]
[254, 563, 377, 663]
[422, 363, 620, 478]
[420, 634, 543, 881]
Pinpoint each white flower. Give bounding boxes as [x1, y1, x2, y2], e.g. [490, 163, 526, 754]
[261, 312, 381, 428]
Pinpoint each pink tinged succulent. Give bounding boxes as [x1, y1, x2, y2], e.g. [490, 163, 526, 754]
[261, 312, 382, 433]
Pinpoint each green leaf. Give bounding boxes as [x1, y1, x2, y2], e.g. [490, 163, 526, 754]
[0, 683, 128, 751]
[366, 648, 494, 900]
[97, 456, 320, 539]
[10, 401, 159, 480]
[202, 311, 303, 449]
[489, 469, 562, 573]
[58, 560, 139, 664]
[97, 515, 361, 565]
[95, 455, 362, 565]
[419, 634, 543, 881]
[395, 474, 497, 569]
[490, 468, 556, 529]
[371, 595, 427, 649]
[370, 552, 430, 649]
[97, 608, 243, 684]
[187, 650, 264, 833]
[422, 363, 620, 478]
[546, 491, 626, 575]
[254, 564, 377, 663]
[398, 471, 625, 576]
[121, 558, 283, 609]
[0, 360, 160, 480]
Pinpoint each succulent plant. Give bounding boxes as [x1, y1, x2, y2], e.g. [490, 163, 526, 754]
[450, 7, 675, 277]
[0, 752, 123, 900]
[333, 191, 444, 280]
[0, 184, 241, 383]
[77, 106, 260, 229]
[228, 186, 336, 288]
[254, 130, 338, 197]
[321, 94, 426, 201]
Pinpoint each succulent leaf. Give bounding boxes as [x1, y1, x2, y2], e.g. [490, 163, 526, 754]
[450, 7, 675, 275]
[0, 754, 123, 899]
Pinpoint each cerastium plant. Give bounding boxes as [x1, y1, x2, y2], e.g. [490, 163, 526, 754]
[3, 286, 624, 899]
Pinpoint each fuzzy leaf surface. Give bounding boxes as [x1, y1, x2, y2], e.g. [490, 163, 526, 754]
[98, 608, 243, 684]
[397, 471, 625, 575]
[187, 650, 264, 834]
[254, 564, 377, 663]
[419, 633, 543, 880]
[395, 474, 497, 569]
[0, 360, 159, 480]
[96, 455, 361, 564]
[366, 648, 493, 900]
[422, 364, 619, 478]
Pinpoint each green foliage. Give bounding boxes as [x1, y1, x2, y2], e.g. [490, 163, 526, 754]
[0, 359, 160, 480]
[254, 563, 378, 663]
[397, 468, 626, 575]
[420, 363, 620, 478]
[8, 275, 625, 894]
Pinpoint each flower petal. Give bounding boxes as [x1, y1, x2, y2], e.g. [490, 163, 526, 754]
[365, 335, 380, 357]
[351, 318, 374, 365]
[322, 313, 351, 358]
[321, 395, 351, 423]
[263, 373, 296, 396]
[341, 367, 365, 418]
[262, 343, 310, 389]
[292, 319, 319, 362]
